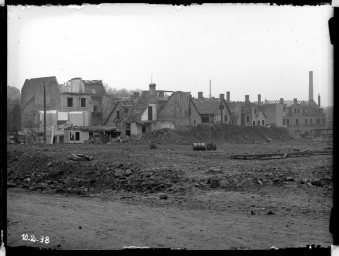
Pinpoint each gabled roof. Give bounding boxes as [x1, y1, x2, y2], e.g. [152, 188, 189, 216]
[193, 98, 229, 115]
[125, 91, 157, 122]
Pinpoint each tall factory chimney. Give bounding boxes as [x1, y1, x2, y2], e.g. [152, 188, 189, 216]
[309, 71, 313, 101]
[226, 91, 230, 103]
[318, 94, 321, 107]
[245, 95, 250, 103]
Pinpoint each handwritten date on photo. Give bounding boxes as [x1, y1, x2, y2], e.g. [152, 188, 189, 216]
[22, 234, 49, 244]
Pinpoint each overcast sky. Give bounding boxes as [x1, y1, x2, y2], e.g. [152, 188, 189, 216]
[8, 4, 333, 106]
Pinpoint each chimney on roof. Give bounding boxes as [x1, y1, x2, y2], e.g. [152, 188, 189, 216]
[226, 91, 230, 103]
[293, 98, 298, 104]
[309, 71, 313, 101]
[198, 92, 203, 99]
[318, 94, 321, 107]
[220, 94, 225, 100]
[258, 94, 261, 105]
[149, 83, 156, 96]
[245, 95, 250, 103]
[280, 98, 284, 104]
[158, 91, 164, 98]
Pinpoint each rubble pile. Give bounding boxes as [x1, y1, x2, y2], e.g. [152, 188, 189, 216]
[141, 128, 191, 145]
[7, 149, 187, 195]
[84, 134, 111, 144]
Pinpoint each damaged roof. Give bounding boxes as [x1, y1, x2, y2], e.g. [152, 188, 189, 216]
[125, 91, 158, 122]
[193, 97, 232, 116]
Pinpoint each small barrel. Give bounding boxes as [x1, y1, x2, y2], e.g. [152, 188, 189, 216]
[206, 143, 217, 151]
[193, 143, 206, 150]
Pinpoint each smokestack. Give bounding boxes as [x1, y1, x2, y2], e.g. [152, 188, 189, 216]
[258, 94, 261, 105]
[318, 94, 320, 107]
[220, 94, 224, 100]
[309, 71, 313, 101]
[226, 91, 230, 103]
[280, 98, 284, 104]
[198, 92, 203, 99]
[158, 91, 164, 98]
[149, 83, 156, 96]
[245, 95, 250, 103]
[293, 98, 298, 104]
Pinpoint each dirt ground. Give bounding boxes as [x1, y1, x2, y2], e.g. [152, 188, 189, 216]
[7, 139, 333, 250]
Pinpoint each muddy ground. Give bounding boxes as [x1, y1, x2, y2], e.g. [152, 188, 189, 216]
[7, 139, 333, 250]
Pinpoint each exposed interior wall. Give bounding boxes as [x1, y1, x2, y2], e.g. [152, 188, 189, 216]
[21, 78, 61, 129]
[157, 92, 191, 127]
[189, 101, 201, 126]
[141, 104, 157, 121]
[262, 104, 286, 127]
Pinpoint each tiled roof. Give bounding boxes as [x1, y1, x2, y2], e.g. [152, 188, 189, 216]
[192, 98, 224, 115]
[125, 91, 157, 122]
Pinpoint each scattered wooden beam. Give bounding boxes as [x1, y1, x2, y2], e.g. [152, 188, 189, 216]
[229, 150, 332, 160]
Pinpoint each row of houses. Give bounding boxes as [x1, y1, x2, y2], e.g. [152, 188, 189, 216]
[20, 71, 328, 143]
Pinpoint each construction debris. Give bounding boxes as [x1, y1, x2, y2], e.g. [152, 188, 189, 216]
[230, 150, 332, 160]
[68, 154, 94, 161]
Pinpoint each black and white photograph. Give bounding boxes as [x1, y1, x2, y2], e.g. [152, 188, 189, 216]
[5, 3, 334, 251]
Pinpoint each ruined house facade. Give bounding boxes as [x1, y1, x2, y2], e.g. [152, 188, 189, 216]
[21, 76, 61, 129]
[59, 78, 107, 126]
[192, 92, 232, 124]
[21, 77, 108, 130]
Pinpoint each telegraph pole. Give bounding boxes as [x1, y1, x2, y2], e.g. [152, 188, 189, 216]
[43, 80, 46, 144]
[209, 80, 211, 143]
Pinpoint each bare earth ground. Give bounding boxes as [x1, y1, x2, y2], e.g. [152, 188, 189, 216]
[7, 140, 333, 250]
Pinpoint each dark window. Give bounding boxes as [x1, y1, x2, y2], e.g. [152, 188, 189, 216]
[283, 119, 285, 125]
[305, 119, 308, 124]
[253, 121, 255, 126]
[75, 132, 80, 141]
[287, 119, 290, 125]
[194, 120, 196, 124]
[294, 109, 296, 113]
[247, 115, 249, 122]
[317, 119, 320, 124]
[142, 125, 146, 133]
[225, 115, 227, 122]
[323, 119, 325, 124]
[283, 106, 286, 112]
[262, 120, 264, 125]
[148, 106, 153, 120]
[81, 98, 86, 107]
[310, 119, 313, 124]
[67, 98, 73, 107]
[116, 111, 120, 120]
[297, 109, 300, 113]
[296, 119, 299, 125]
[70, 132, 74, 141]
[93, 105, 98, 112]
[125, 123, 131, 129]
[201, 115, 209, 123]
[254, 109, 257, 114]
[257, 120, 260, 125]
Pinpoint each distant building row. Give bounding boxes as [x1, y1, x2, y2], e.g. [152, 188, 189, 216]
[20, 71, 327, 143]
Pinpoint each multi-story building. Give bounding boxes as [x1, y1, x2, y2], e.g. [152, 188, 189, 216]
[284, 71, 327, 137]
